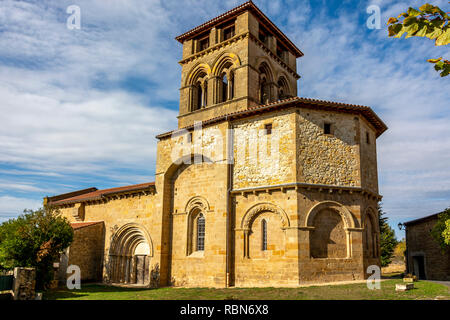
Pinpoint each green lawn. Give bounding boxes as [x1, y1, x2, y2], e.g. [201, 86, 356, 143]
[44, 279, 449, 300]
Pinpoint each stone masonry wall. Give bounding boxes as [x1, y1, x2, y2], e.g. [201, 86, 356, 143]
[156, 122, 229, 287]
[406, 218, 450, 280]
[68, 223, 105, 281]
[169, 161, 228, 287]
[233, 109, 296, 189]
[359, 117, 379, 194]
[297, 109, 360, 187]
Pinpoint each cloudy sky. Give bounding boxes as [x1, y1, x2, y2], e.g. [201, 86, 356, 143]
[0, 0, 449, 238]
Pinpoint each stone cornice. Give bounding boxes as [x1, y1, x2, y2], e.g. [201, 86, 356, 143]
[179, 32, 248, 65]
[231, 182, 382, 201]
[178, 31, 300, 79]
[176, 96, 257, 120]
[248, 32, 300, 79]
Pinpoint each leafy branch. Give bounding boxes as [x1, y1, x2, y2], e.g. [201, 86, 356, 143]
[387, 3, 450, 77]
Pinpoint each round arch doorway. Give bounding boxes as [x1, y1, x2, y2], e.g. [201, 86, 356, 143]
[108, 223, 152, 286]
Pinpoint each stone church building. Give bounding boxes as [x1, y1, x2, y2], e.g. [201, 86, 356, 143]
[46, 1, 387, 287]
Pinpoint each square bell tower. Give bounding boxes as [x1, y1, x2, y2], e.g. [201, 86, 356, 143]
[175, 1, 304, 128]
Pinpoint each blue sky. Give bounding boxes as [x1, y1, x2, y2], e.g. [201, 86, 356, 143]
[0, 0, 449, 239]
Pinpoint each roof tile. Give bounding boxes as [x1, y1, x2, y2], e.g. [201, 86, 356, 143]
[50, 182, 155, 205]
[71, 221, 103, 230]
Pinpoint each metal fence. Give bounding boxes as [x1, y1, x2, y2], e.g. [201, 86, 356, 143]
[0, 274, 14, 291]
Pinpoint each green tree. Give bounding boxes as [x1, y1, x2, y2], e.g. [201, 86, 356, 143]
[0, 206, 73, 290]
[378, 204, 398, 267]
[387, 3, 450, 77]
[430, 208, 450, 251]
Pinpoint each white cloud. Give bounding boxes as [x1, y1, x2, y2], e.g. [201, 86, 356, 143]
[0, 196, 42, 222]
[0, 86, 177, 173]
[0, 181, 44, 193]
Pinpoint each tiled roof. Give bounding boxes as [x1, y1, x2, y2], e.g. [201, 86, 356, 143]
[71, 221, 103, 230]
[46, 187, 98, 203]
[156, 96, 388, 139]
[49, 182, 155, 205]
[175, 1, 304, 57]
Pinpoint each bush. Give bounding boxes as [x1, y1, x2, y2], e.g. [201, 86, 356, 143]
[431, 208, 450, 252]
[0, 206, 73, 290]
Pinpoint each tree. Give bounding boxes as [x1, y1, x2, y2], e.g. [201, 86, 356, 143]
[430, 207, 450, 251]
[394, 238, 406, 258]
[378, 204, 398, 267]
[0, 206, 73, 290]
[387, 3, 450, 77]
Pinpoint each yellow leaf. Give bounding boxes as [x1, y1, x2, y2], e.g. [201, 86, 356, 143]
[427, 57, 442, 63]
[435, 29, 450, 46]
[387, 17, 398, 25]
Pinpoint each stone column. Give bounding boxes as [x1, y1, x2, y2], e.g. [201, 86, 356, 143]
[243, 230, 249, 258]
[144, 256, 150, 285]
[345, 229, 352, 258]
[298, 227, 314, 259]
[131, 256, 137, 284]
[124, 256, 131, 284]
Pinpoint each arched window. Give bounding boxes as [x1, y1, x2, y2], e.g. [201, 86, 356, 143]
[196, 214, 205, 251]
[277, 77, 290, 100]
[215, 60, 234, 104]
[261, 219, 267, 251]
[258, 63, 273, 104]
[189, 70, 208, 111]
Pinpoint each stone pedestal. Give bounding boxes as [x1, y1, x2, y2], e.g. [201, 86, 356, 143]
[12, 267, 36, 300]
[396, 283, 414, 291]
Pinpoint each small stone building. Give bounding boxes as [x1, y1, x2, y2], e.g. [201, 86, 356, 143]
[45, 1, 387, 287]
[404, 213, 450, 280]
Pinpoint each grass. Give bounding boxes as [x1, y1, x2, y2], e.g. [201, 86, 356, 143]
[43, 279, 449, 300]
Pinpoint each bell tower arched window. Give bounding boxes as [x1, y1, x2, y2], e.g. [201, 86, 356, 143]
[191, 78, 208, 111]
[216, 60, 235, 104]
[277, 76, 290, 100]
[258, 63, 273, 104]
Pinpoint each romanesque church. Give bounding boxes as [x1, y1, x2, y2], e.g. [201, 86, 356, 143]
[46, 1, 387, 287]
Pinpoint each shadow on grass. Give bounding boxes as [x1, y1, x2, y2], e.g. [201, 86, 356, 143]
[381, 272, 404, 279]
[44, 283, 156, 300]
[44, 280, 449, 300]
